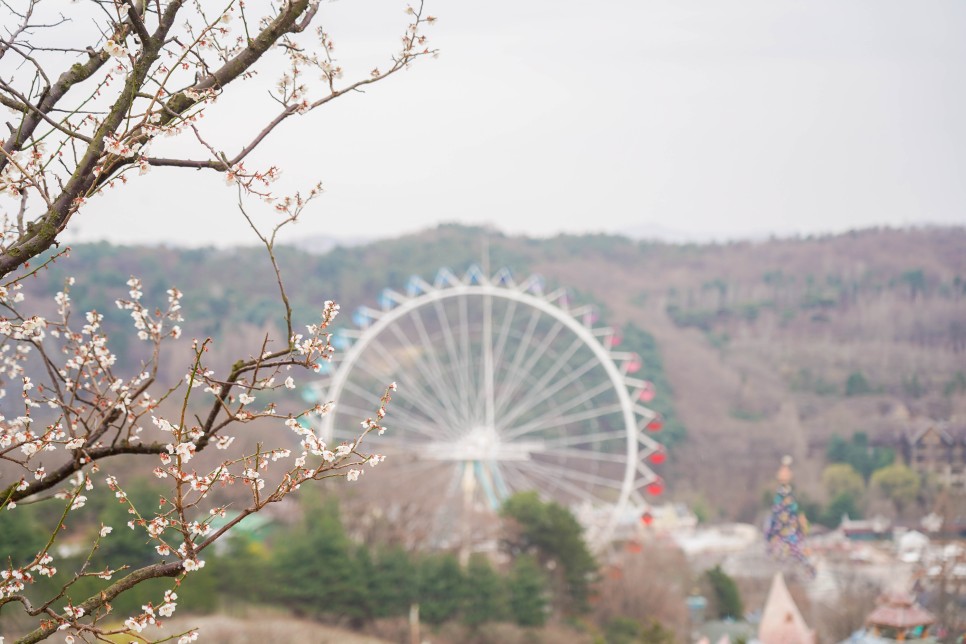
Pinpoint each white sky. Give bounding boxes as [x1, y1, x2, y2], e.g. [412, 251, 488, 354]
[70, 0, 966, 246]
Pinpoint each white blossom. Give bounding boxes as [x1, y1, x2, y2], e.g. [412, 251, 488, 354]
[182, 558, 205, 572]
[103, 39, 128, 58]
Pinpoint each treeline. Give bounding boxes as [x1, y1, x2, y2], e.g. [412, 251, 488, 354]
[2, 484, 680, 642]
[795, 432, 939, 526]
[216, 495, 556, 629]
[664, 266, 966, 355]
[621, 323, 686, 447]
[666, 268, 966, 329]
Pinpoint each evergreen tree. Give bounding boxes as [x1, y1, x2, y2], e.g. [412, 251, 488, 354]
[705, 565, 743, 619]
[354, 545, 377, 622]
[370, 546, 417, 618]
[620, 323, 687, 446]
[417, 553, 463, 625]
[508, 555, 548, 627]
[270, 496, 368, 622]
[207, 533, 272, 604]
[0, 503, 46, 567]
[92, 481, 162, 572]
[462, 553, 508, 627]
[845, 371, 872, 396]
[820, 493, 862, 527]
[826, 432, 894, 481]
[639, 620, 677, 644]
[604, 616, 641, 644]
[501, 491, 596, 613]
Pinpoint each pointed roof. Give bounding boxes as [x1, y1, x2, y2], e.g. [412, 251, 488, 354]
[758, 572, 816, 644]
[865, 591, 935, 629]
[902, 419, 966, 445]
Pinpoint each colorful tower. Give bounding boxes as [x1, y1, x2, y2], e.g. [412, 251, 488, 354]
[764, 456, 816, 578]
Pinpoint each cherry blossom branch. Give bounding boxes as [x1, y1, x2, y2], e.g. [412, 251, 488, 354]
[0, 1, 437, 278]
[16, 561, 184, 644]
[0, 2, 428, 639]
[0, 80, 95, 144]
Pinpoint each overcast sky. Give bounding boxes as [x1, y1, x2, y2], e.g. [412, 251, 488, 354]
[70, 0, 966, 246]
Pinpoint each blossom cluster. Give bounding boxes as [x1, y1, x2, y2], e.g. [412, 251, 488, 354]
[0, 272, 394, 641]
[0, 0, 428, 639]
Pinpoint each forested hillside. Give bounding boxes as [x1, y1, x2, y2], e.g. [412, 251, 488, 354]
[15, 225, 966, 519]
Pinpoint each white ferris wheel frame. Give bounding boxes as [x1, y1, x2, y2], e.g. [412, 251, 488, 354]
[318, 267, 665, 546]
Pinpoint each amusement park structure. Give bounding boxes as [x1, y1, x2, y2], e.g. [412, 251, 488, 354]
[314, 266, 666, 549]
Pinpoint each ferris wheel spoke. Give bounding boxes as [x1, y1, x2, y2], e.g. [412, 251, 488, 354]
[490, 297, 518, 377]
[474, 296, 518, 435]
[381, 459, 445, 479]
[494, 317, 565, 418]
[358, 340, 466, 424]
[337, 399, 441, 443]
[539, 429, 630, 449]
[355, 431, 444, 455]
[499, 375, 612, 435]
[502, 461, 609, 506]
[432, 298, 474, 424]
[349, 354, 457, 436]
[330, 402, 444, 443]
[454, 297, 476, 424]
[430, 463, 468, 534]
[341, 382, 452, 441]
[384, 463, 462, 504]
[366, 335, 457, 422]
[498, 462, 541, 495]
[497, 337, 590, 429]
[325, 427, 373, 443]
[502, 402, 624, 441]
[457, 292, 483, 424]
[340, 381, 394, 411]
[377, 322, 464, 427]
[525, 459, 625, 491]
[480, 290, 496, 430]
[353, 454, 453, 495]
[491, 307, 541, 417]
[405, 305, 468, 422]
[539, 447, 629, 464]
[486, 459, 512, 500]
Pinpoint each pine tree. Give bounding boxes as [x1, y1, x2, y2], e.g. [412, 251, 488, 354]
[92, 480, 164, 571]
[270, 497, 368, 622]
[370, 546, 417, 618]
[417, 553, 464, 625]
[0, 502, 46, 567]
[704, 565, 743, 619]
[462, 553, 508, 627]
[501, 491, 596, 613]
[508, 555, 548, 627]
[208, 534, 272, 604]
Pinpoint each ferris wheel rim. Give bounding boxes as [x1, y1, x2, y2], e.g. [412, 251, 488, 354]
[318, 269, 663, 546]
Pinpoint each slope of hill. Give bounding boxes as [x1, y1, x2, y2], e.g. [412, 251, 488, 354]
[14, 225, 966, 519]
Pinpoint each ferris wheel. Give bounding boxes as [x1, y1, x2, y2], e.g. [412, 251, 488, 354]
[316, 266, 666, 548]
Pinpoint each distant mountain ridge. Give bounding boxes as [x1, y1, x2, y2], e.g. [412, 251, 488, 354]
[16, 224, 966, 519]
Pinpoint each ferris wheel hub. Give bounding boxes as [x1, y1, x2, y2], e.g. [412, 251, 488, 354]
[423, 426, 544, 462]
